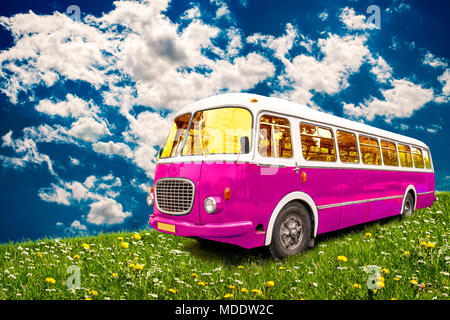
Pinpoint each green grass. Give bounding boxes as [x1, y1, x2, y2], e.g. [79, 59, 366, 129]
[1, 193, 449, 300]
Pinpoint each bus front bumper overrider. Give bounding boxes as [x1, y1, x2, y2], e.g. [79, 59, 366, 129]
[149, 215, 253, 238]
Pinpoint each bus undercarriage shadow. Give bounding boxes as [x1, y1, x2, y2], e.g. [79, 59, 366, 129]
[183, 214, 402, 262]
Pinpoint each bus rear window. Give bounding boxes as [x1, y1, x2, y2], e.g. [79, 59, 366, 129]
[358, 136, 381, 165]
[398, 144, 413, 167]
[300, 123, 336, 162]
[381, 140, 399, 166]
[412, 147, 425, 169]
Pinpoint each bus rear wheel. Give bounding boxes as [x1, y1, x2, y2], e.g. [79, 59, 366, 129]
[269, 202, 311, 259]
[402, 193, 414, 217]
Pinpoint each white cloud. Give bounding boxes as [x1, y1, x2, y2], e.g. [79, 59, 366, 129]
[339, 7, 375, 30]
[39, 183, 71, 205]
[69, 157, 80, 166]
[438, 69, 450, 97]
[93, 141, 133, 159]
[318, 11, 328, 21]
[87, 197, 131, 225]
[71, 220, 87, 231]
[369, 56, 392, 83]
[181, 5, 201, 20]
[423, 51, 447, 68]
[343, 79, 434, 121]
[69, 117, 111, 143]
[35, 94, 98, 118]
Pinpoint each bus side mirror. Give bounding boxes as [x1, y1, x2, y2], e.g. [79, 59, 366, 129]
[240, 136, 250, 154]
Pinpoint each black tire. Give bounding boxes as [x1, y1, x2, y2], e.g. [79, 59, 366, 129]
[401, 193, 414, 217]
[269, 202, 312, 259]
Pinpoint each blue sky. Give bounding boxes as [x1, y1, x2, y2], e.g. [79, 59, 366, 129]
[0, 0, 448, 243]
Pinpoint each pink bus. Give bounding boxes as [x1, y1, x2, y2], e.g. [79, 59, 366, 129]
[147, 93, 435, 258]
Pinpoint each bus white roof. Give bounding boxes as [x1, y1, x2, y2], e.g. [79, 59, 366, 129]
[176, 92, 428, 149]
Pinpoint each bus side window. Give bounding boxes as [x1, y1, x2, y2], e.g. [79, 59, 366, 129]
[300, 123, 336, 162]
[412, 147, 425, 169]
[398, 144, 413, 167]
[358, 136, 381, 165]
[337, 130, 359, 163]
[258, 115, 292, 158]
[381, 140, 399, 166]
[423, 149, 432, 169]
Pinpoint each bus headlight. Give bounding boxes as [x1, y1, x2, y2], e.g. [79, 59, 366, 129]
[147, 193, 154, 207]
[204, 197, 217, 214]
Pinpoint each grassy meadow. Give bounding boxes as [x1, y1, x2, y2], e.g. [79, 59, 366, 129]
[0, 193, 449, 300]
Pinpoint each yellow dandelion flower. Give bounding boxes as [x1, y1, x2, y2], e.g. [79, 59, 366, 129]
[118, 236, 124, 241]
[266, 281, 275, 287]
[168, 288, 177, 294]
[237, 265, 244, 269]
[82, 243, 90, 250]
[228, 285, 235, 290]
[112, 273, 118, 278]
[251, 289, 262, 295]
[279, 266, 285, 270]
[133, 234, 141, 241]
[337, 255, 348, 262]
[240, 288, 248, 293]
[89, 290, 98, 296]
[376, 281, 385, 289]
[121, 242, 129, 249]
[410, 279, 418, 285]
[37, 253, 43, 259]
[393, 277, 400, 281]
[420, 241, 427, 246]
[73, 254, 80, 260]
[224, 293, 234, 299]
[391, 298, 397, 300]
[381, 268, 390, 274]
[85, 297, 92, 300]
[426, 242, 435, 249]
[372, 289, 377, 294]
[191, 273, 198, 278]
[128, 263, 135, 268]
[420, 283, 426, 289]
[364, 233, 372, 238]
[404, 251, 410, 256]
[377, 276, 385, 282]
[134, 264, 144, 271]
[45, 277, 56, 284]
[353, 283, 362, 289]
[198, 281, 206, 286]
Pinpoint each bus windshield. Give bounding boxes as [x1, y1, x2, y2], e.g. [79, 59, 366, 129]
[181, 107, 252, 156]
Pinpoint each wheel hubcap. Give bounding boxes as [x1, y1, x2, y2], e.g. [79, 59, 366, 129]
[279, 215, 304, 250]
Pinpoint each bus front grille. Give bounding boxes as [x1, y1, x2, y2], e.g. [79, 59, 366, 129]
[154, 178, 195, 215]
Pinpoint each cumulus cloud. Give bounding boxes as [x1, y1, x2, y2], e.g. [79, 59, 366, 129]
[35, 94, 98, 118]
[423, 51, 447, 68]
[87, 198, 131, 225]
[343, 79, 434, 122]
[93, 141, 133, 159]
[71, 220, 87, 231]
[69, 117, 111, 143]
[339, 7, 376, 30]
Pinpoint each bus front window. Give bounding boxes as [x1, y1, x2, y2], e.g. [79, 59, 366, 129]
[160, 113, 191, 158]
[182, 107, 252, 156]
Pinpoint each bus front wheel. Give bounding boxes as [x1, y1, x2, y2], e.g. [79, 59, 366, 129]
[269, 202, 311, 259]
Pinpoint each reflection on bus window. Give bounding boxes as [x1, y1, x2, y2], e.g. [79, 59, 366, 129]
[423, 149, 431, 169]
[160, 113, 191, 158]
[398, 144, 413, 167]
[258, 115, 292, 158]
[300, 123, 336, 162]
[181, 108, 252, 156]
[337, 131, 359, 163]
[359, 136, 381, 165]
[381, 140, 399, 166]
[412, 147, 425, 169]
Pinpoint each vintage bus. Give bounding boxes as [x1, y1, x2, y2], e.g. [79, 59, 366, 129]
[147, 93, 435, 258]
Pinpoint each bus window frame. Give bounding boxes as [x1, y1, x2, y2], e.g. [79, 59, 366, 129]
[299, 121, 337, 163]
[336, 129, 361, 164]
[257, 113, 294, 159]
[358, 134, 383, 166]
